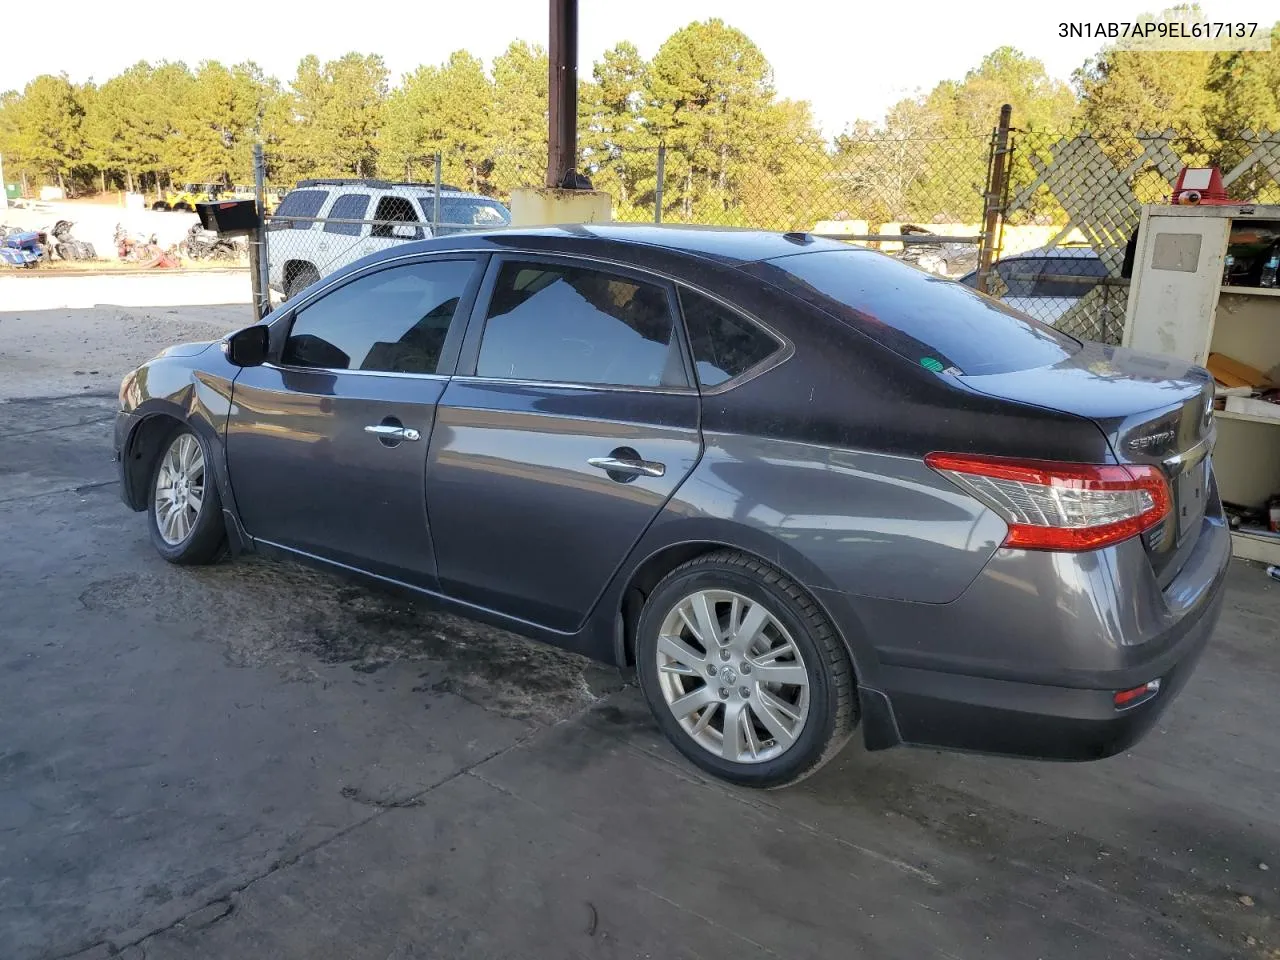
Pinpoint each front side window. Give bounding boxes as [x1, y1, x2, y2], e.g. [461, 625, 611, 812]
[475, 260, 683, 388]
[281, 259, 476, 374]
[371, 195, 422, 240]
[679, 289, 780, 387]
[323, 193, 370, 237]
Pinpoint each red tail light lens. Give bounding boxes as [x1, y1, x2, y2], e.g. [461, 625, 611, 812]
[925, 452, 1172, 551]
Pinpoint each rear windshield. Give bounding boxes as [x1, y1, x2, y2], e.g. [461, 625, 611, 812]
[755, 249, 1080, 376]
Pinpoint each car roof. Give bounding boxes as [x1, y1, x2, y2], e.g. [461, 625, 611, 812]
[401, 223, 861, 266]
[290, 179, 496, 201]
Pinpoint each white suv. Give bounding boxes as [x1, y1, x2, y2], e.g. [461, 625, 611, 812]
[267, 179, 511, 300]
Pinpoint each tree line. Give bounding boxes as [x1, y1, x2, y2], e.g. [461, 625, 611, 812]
[1, 9, 1278, 227]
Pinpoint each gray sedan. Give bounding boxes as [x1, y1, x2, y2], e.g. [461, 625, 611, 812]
[114, 226, 1229, 787]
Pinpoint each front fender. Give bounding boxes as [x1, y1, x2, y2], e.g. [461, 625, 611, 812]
[117, 352, 240, 527]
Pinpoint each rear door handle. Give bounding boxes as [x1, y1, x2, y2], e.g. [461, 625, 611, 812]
[365, 424, 420, 442]
[587, 456, 665, 478]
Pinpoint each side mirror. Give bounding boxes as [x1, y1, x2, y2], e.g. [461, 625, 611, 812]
[391, 224, 417, 239]
[224, 325, 270, 367]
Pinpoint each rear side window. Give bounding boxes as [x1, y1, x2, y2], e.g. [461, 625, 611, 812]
[679, 289, 780, 387]
[476, 260, 683, 388]
[282, 259, 475, 374]
[323, 194, 369, 237]
[272, 189, 326, 230]
[757, 250, 1079, 376]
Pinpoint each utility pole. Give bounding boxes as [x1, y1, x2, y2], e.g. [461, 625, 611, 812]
[547, 0, 578, 188]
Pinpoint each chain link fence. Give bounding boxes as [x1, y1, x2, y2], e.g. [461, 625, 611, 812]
[260, 133, 1001, 305]
[258, 122, 1280, 341]
[994, 126, 1280, 342]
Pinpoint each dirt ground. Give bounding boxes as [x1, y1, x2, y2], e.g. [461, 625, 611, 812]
[1, 278, 1278, 960]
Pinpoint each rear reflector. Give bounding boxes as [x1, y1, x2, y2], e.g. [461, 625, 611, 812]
[925, 452, 1172, 551]
[1114, 679, 1161, 708]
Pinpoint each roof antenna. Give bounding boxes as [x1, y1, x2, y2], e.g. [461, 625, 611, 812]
[783, 231, 814, 245]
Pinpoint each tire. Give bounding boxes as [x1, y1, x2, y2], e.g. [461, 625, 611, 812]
[285, 264, 320, 301]
[152, 201, 171, 211]
[147, 426, 227, 565]
[635, 550, 857, 788]
[172, 202, 192, 212]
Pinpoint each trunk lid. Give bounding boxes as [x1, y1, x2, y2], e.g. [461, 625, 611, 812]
[960, 341, 1216, 584]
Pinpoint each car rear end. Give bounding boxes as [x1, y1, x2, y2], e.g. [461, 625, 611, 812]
[746, 247, 1231, 760]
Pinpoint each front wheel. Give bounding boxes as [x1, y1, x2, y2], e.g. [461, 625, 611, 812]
[636, 551, 857, 788]
[148, 427, 226, 564]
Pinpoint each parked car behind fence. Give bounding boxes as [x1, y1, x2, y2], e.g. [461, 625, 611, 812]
[266, 178, 512, 300]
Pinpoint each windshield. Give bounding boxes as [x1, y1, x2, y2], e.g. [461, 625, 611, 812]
[752, 249, 1081, 376]
[422, 197, 511, 229]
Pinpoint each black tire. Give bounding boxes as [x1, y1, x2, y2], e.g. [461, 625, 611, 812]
[147, 425, 227, 565]
[172, 202, 192, 212]
[635, 550, 857, 788]
[152, 201, 171, 211]
[285, 264, 320, 301]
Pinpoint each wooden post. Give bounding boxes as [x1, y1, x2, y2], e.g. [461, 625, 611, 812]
[977, 103, 1013, 295]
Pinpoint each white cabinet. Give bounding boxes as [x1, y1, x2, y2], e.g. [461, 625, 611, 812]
[1122, 203, 1280, 565]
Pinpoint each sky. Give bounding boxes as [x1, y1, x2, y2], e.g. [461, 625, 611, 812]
[0, 0, 1275, 136]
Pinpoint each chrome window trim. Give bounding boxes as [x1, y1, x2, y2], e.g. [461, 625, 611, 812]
[273, 244, 796, 393]
[449, 374, 698, 396]
[261, 362, 450, 381]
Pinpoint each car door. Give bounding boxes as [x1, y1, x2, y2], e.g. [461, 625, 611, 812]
[425, 254, 703, 632]
[225, 254, 485, 587]
[315, 190, 372, 277]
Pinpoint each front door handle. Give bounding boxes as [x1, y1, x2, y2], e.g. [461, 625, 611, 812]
[587, 455, 665, 478]
[365, 424, 420, 442]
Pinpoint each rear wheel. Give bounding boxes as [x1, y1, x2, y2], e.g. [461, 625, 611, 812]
[285, 263, 320, 301]
[151, 201, 171, 212]
[148, 427, 226, 564]
[636, 551, 857, 788]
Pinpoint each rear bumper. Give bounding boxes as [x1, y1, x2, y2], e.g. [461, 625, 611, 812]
[841, 509, 1231, 760]
[869, 577, 1221, 759]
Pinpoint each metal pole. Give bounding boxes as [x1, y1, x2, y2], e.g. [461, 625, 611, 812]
[251, 143, 271, 320]
[433, 152, 442, 234]
[654, 144, 665, 224]
[976, 103, 1013, 295]
[0, 153, 6, 210]
[547, 0, 578, 187]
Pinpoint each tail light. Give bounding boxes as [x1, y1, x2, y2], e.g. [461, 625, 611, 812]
[925, 452, 1171, 551]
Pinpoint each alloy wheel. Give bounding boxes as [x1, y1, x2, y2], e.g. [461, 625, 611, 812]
[154, 434, 206, 546]
[655, 589, 811, 764]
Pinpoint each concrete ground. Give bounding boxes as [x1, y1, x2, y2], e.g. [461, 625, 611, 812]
[1, 290, 1278, 960]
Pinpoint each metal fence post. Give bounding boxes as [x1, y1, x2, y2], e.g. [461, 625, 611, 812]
[433, 153, 442, 234]
[654, 144, 666, 224]
[976, 104, 1013, 295]
[251, 143, 271, 320]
